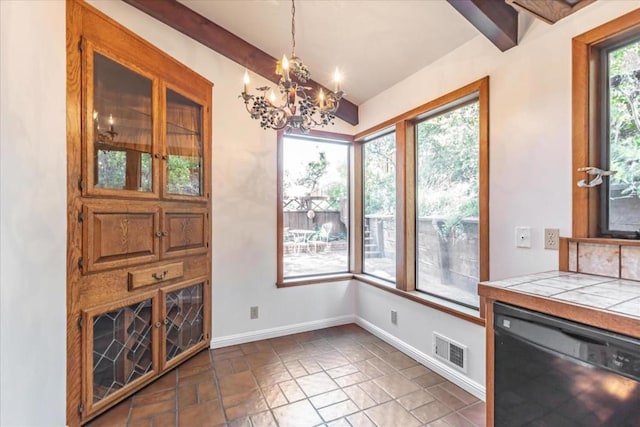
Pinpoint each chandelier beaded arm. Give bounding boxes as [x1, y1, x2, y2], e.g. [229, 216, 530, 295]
[240, 0, 344, 133]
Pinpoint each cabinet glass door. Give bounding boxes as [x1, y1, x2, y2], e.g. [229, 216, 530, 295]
[89, 50, 156, 195]
[164, 282, 204, 366]
[165, 88, 204, 198]
[86, 295, 156, 412]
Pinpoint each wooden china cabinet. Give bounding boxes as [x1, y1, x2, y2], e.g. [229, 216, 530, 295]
[66, 1, 212, 425]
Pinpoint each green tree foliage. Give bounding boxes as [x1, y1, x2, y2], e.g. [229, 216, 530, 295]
[167, 155, 201, 195]
[609, 40, 640, 200]
[364, 133, 396, 216]
[296, 151, 328, 194]
[416, 102, 479, 238]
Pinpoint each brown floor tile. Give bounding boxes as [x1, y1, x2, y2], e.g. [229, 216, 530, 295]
[212, 359, 235, 378]
[211, 347, 244, 362]
[225, 395, 269, 420]
[326, 363, 359, 379]
[458, 401, 486, 427]
[346, 411, 377, 427]
[334, 371, 370, 387]
[239, 342, 261, 355]
[318, 399, 359, 422]
[230, 356, 251, 373]
[262, 384, 289, 408]
[178, 370, 214, 386]
[396, 389, 436, 411]
[219, 370, 257, 397]
[358, 380, 393, 404]
[223, 389, 263, 409]
[411, 400, 453, 424]
[272, 400, 323, 427]
[250, 410, 278, 427]
[373, 373, 421, 398]
[440, 382, 480, 405]
[400, 364, 433, 379]
[379, 351, 419, 370]
[440, 411, 477, 427]
[314, 352, 350, 370]
[366, 400, 422, 427]
[152, 411, 176, 427]
[178, 384, 198, 408]
[342, 385, 377, 410]
[197, 380, 218, 402]
[284, 359, 309, 378]
[179, 354, 212, 377]
[425, 418, 451, 427]
[85, 398, 131, 427]
[128, 418, 152, 427]
[129, 400, 175, 421]
[246, 351, 281, 368]
[299, 357, 323, 374]
[279, 379, 307, 402]
[296, 372, 339, 396]
[309, 389, 349, 409]
[342, 346, 376, 363]
[178, 400, 225, 426]
[353, 360, 385, 379]
[327, 418, 352, 427]
[227, 416, 251, 427]
[133, 388, 175, 407]
[136, 372, 176, 396]
[414, 371, 448, 388]
[428, 385, 467, 410]
[366, 357, 396, 375]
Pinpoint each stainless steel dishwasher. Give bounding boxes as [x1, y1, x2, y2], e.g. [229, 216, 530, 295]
[494, 302, 640, 427]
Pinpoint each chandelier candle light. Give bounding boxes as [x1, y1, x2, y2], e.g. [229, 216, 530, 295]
[240, 0, 344, 133]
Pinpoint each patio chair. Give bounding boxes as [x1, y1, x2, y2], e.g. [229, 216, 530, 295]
[310, 222, 333, 253]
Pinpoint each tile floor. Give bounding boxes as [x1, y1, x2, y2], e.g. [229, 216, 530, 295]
[87, 324, 485, 427]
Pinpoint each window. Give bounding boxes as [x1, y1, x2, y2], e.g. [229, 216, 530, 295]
[600, 37, 640, 237]
[363, 131, 397, 281]
[354, 77, 488, 314]
[277, 133, 351, 284]
[573, 10, 640, 239]
[416, 100, 481, 308]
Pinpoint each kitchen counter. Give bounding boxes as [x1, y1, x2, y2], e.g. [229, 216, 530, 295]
[479, 271, 639, 337]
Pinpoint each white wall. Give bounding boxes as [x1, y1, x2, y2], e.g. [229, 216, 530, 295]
[0, 1, 67, 425]
[353, 0, 640, 393]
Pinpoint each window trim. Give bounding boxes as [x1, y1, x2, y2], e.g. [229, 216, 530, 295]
[572, 9, 640, 239]
[355, 76, 490, 317]
[276, 129, 354, 287]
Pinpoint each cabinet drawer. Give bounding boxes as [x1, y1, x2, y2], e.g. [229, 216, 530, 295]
[83, 204, 160, 272]
[128, 262, 184, 290]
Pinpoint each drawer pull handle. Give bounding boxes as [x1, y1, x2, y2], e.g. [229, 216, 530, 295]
[152, 271, 168, 281]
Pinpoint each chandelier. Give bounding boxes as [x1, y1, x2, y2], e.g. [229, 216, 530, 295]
[240, 0, 344, 133]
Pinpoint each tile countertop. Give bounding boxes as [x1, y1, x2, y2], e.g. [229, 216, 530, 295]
[479, 272, 640, 336]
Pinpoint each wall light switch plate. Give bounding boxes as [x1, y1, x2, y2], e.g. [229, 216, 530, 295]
[516, 227, 531, 248]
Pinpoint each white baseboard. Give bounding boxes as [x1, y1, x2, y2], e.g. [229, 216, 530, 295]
[210, 314, 356, 349]
[355, 317, 486, 401]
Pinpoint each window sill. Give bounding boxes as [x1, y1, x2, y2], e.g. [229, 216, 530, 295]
[353, 274, 485, 327]
[276, 273, 354, 288]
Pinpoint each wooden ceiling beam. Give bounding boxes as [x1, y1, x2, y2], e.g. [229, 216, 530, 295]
[506, 0, 596, 25]
[122, 0, 359, 126]
[447, 0, 519, 52]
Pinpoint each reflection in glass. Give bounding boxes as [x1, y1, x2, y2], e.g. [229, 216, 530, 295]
[165, 283, 204, 362]
[605, 39, 640, 234]
[166, 89, 203, 196]
[282, 137, 349, 277]
[416, 101, 480, 308]
[93, 52, 153, 192]
[92, 299, 153, 403]
[363, 132, 396, 281]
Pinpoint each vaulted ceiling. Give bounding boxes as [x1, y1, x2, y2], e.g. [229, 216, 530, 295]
[125, 0, 597, 125]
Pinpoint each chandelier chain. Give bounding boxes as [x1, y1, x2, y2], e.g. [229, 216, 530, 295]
[291, 0, 296, 56]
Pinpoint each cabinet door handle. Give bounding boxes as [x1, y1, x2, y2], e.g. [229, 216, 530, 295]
[152, 271, 168, 281]
[164, 318, 170, 325]
[154, 153, 160, 159]
[162, 231, 168, 237]
[155, 231, 163, 238]
[154, 321, 162, 328]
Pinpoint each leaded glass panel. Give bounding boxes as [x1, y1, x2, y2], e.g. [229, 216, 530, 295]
[92, 299, 153, 403]
[165, 283, 204, 362]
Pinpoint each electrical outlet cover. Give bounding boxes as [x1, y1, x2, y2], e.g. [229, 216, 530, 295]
[544, 228, 560, 250]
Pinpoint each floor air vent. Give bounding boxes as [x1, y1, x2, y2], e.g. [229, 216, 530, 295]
[433, 332, 467, 373]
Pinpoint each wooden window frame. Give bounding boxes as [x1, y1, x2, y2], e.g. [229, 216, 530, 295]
[276, 129, 354, 287]
[354, 77, 489, 321]
[572, 9, 640, 239]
